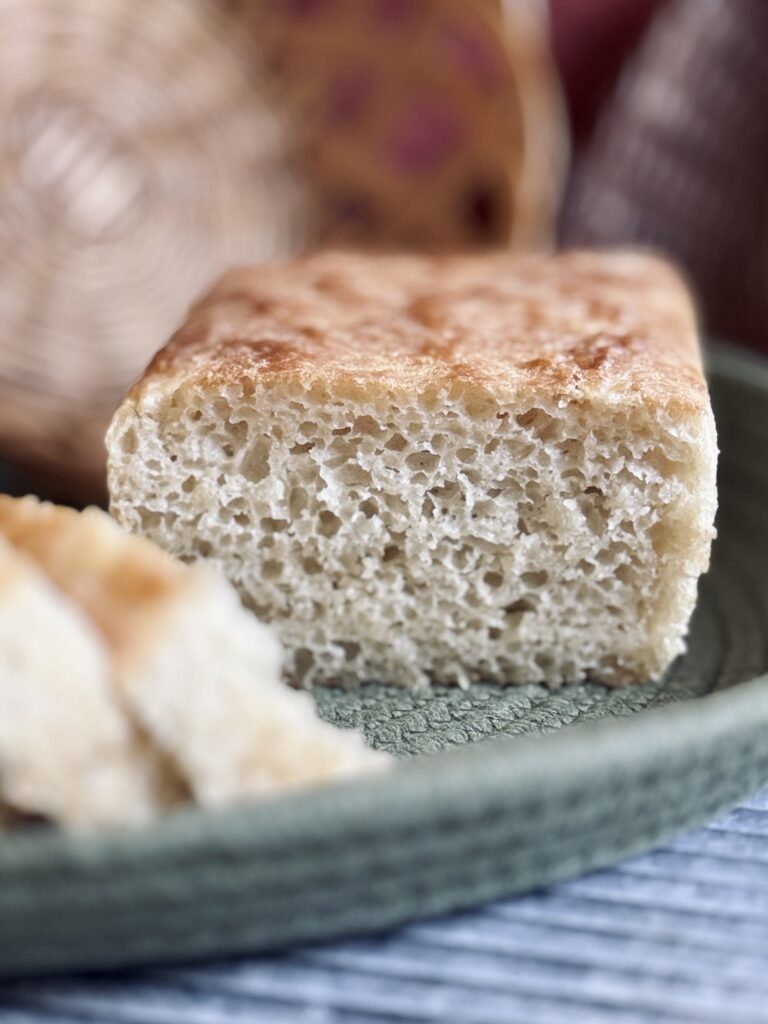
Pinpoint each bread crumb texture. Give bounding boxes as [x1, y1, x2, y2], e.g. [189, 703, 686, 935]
[108, 250, 718, 688]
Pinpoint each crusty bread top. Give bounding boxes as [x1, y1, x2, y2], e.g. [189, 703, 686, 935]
[0, 495, 183, 658]
[133, 250, 707, 416]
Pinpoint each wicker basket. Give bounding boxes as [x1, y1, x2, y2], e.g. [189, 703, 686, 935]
[0, 0, 306, 496]
[232, 0, 565, 249]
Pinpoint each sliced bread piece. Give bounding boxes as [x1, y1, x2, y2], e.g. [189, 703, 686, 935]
[106, 249, 718, 688]
[0, 496, 388, 806]
[0, 534, 165, 827]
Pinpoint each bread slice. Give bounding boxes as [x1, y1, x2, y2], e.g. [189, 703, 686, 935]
[106, 250, 718, 688]
[0, 497, 388, 807]
[0, 534, 164, 827]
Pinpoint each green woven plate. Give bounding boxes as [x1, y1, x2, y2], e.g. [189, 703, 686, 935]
[1, 342, 767, 978]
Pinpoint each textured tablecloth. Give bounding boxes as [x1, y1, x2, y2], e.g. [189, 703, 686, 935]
[2, 786, 768, 1024]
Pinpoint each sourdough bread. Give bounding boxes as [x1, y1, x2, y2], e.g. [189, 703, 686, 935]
[0, 534, 164, 826]
[107, 250, 718, 688]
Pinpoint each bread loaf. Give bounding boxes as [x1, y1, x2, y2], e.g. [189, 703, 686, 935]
[107, 250, 718, 688]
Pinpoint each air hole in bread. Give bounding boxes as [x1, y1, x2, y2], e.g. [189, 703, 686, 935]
[385, 432, 408, 452]
[138, 508, 162, 530]
[241, 437, 270, 483]
[120, 429, 138, 454]
[338, 641, 361, 661]
[225, 420, 248, 442]
[354, 416, 381, 436]
[521, 570, 548, 587]
[294, 647, 314, 681]
[318, 510, 342, 537]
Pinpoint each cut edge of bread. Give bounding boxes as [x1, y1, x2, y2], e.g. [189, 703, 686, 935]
[0, 496, 390, 814]
[123, 566, 390, 807]
[0, 533, 168, 827]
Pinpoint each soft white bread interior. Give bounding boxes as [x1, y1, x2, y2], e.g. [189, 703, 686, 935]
[0, 496, 388, 810]
[0, 534, 164, 827]
[107, 250, 717, 689]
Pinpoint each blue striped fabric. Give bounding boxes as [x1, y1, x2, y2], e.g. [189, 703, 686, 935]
[3, 789, 768, 1023]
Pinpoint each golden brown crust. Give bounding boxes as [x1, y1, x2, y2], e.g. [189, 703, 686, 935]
[0, 496, 182, 658]
[136, 249, 706, 416]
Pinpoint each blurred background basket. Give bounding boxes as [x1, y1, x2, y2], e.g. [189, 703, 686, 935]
[229, 0, 564, 249]
[562, 0, 768, 353]
[0, 0, 565, 499]
[0, 0, 311, 497]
